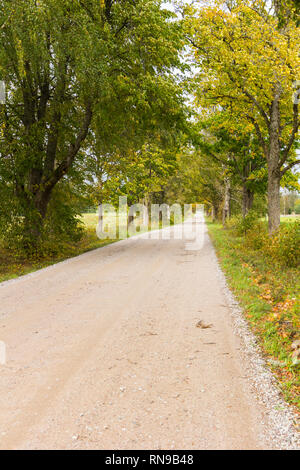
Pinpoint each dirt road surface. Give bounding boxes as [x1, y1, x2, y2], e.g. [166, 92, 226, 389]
[0, 217, 298, 450]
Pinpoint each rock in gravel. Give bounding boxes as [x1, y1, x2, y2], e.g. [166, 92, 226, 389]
[196, 320, 213, 329]
[292, 349, 300, 365]
[291, 340, 300, 351]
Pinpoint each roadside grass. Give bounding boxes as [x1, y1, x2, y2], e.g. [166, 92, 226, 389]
[0, 211, 179, 283]
[207, 220, 300, 412]
[0, 213, 115, 283]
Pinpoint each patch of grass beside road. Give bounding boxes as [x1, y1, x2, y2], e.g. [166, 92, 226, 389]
[0, 213, 114, 283]
[207, 220, 300, 412]
[0, 211, 177, 283]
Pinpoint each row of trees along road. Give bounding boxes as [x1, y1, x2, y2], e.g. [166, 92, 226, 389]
[0, 0, 299, 254]
[185, 0, 300, 233]
[0, 0, 187, 251]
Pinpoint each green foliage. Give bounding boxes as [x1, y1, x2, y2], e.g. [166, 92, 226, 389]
[234, 216, 300, 268]
[0, 0, 186, 251]
[243, 223, 268, 251]
[224, 210, 300, 267]
[232, 210, 261, 235]
[0, 211, 114, 283]
[266, 221, 300, 268]
[88, 138, 181, 208]
[0, 183, 85, 257]
[186, 0, 300, 233]
[41, 190, 85, 252]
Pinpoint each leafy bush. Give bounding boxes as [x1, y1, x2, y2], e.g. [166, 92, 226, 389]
[0, 185, 85, 259]
[244, 221, 268, 250]
[230, 213, 299, 268]
[225, 215, 240, 230]
[234, 210, 260, 235]
[266, 221, 300, 268]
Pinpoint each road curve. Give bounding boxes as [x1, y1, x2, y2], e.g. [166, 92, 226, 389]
[0, 217, 298, 449]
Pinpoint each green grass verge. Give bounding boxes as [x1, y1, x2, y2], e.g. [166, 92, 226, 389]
[207, 220, 300, 412]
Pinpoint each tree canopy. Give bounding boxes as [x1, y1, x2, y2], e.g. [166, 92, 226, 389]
[0, 0, 299, 254]
[185, 0, 300, 232]
[0, 0, 186, 250]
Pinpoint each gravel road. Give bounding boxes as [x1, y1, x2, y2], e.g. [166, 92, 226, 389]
[0, 217, 298, 450]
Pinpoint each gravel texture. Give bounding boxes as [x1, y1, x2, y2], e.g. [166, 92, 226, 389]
[213, 249, 299, 450]
[0, 217, 298, 450]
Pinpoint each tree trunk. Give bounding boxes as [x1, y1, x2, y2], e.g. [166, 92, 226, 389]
[213, 202, 221, 222]
[98, 202, 104, 234]
[18, 102, 93, 250]
[211, 204, 218, 222]
[222, 178, 231, 226]
[22, 188, 52, 252]
[267, 90, 282, 234]
[267, 170, 281, 234]
[145, 193, 152, 226]
[242, 185, 254, 218]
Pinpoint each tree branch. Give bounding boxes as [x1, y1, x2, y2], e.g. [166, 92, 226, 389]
[281, 159, 300, 176]
[227, 71, 270, 128]
[45, 102, 93, 191]
[279, 103, 299, 166]
[245, 114, 268, 158]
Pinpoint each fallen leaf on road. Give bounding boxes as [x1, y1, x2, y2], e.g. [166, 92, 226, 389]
[196, 320, 213, 329]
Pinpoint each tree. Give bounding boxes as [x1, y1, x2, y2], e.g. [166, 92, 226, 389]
[0, 0, 185, 249]
[192, 109, 267, 218]
[185, 0, 300, 233]
[164, 144, 226, 221]
[85, 134, 180, 208]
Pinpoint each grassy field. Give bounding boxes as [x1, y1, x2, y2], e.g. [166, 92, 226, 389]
[280, 215, 300, 223]
[207, 219, 300, 411]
